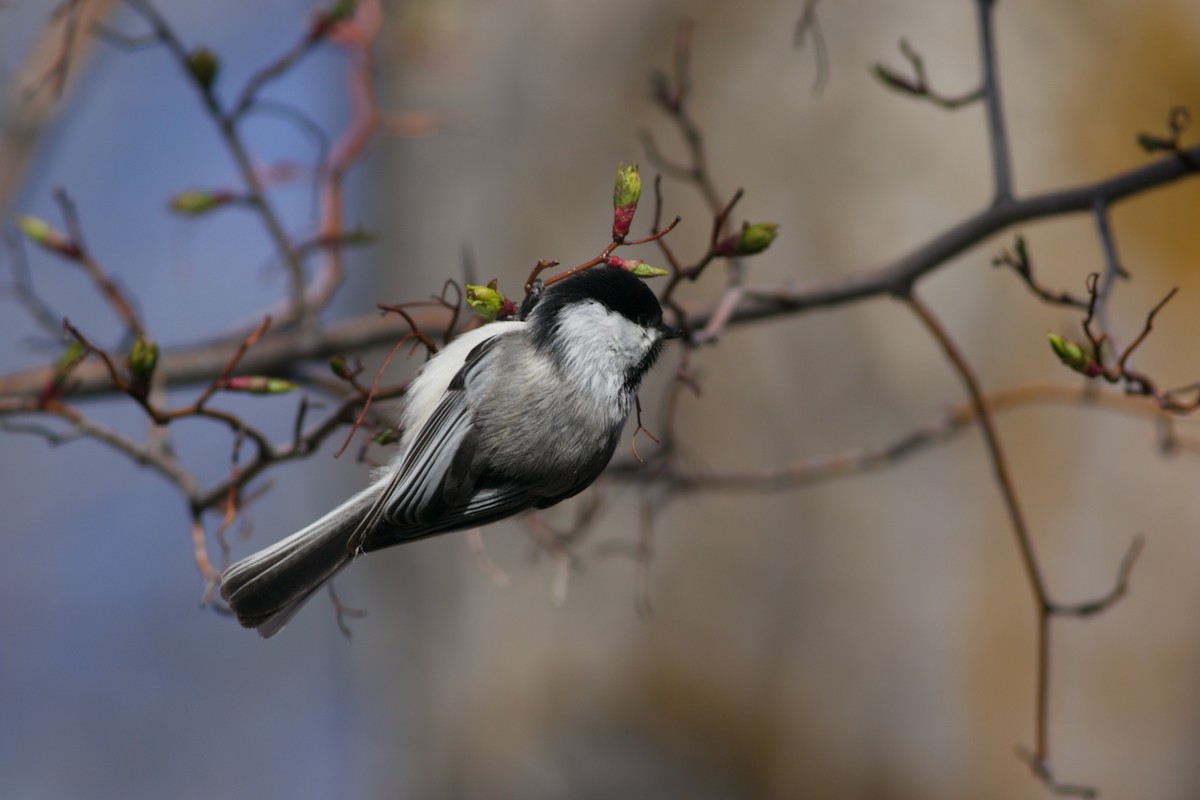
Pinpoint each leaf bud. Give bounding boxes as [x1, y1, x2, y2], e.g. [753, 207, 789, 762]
[715, 222, 779, 257]
[465, 281, 508, 322]
[127, 336, 159, 385]
[221, 376, 298, 394]
[186, 47, 220, 92]
[17, 215, 80, 259]
[605, 256, 669, 278]
[612, 163, 641, 241]
[1046, 333, 1094, 375]
[373, 429, 400, 446]
[168, 189, 236, 216]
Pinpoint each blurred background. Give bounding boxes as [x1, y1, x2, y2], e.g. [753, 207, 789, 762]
[3, 0, 1200, 797]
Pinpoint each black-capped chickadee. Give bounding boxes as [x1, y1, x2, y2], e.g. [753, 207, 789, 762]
[220, 266, 676, 637]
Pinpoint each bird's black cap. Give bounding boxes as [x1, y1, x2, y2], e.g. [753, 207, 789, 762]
[532, 266, 664, 331]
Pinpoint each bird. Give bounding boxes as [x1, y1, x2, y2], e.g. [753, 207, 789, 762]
[219, 266, 675, 637]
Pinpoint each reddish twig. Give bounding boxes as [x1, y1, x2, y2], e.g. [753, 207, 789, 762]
[629, 394, 660, 464]
[190, 514, 222, 600]
[193, 316, 274, 411]
[327, 580, 367, 639]
[523, 259, 560, 294]
[1059, 273, 1195, 413]
[332, 335, 408, 459]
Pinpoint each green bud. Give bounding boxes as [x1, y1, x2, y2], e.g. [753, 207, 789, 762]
[329, 0, 358, 20]
[873, 63, 901, 89]
[329, 355, 351, 379]
[1014, 235, 1028, 266]
[309, 0, 357, 40]
[169, 189, 228, 216]
[613, 163, 642, 209]
[627, 262, 669, 278]
[465, 282, 507, 322]
[55, 340, 86, 375]
[1047, 333, 1090, 373]
[339, 227, 376, 246]
[1136, 133, 1171, 153]
[18, 215, 52, 244]
[186, 47, 220, 92]
[17, 215, 79, 258]
[41, 340, 85, 403]
[737, 222, 779, 255]
[605, 256, 668, 278]
[127, 336, 159, 382]
[222, 376, 298, 394]
[373, 429, 400, 446]
[612, 163, 641, 241]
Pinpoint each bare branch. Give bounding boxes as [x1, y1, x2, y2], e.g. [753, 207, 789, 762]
[873, 38, 983, 110]
[121, 0, 310, 323]
[974, 0, 1014, 203]
[3, 232, 64, 337]
[645, 21, 723, 215]
[51, 187, 145, 337]
[1049, 535, 1144, 617]
[905, 292, 1053, 769]
[708, 145, 1200, 329]
[991, 235, 1090, 309]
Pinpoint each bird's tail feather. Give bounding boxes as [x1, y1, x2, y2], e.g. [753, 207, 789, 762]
[220, 486, 381, 638]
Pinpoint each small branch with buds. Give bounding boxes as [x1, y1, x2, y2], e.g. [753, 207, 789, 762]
[1045, 274, 1195, 412]
[873, 38, 984, 110]
[991, 235, 1090, 309]
[521, 163, 680, 298]
[18, 188, 145, 339]
[641, 22, 723, 215]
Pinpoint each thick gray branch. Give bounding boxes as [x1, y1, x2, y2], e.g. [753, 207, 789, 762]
[2, 146, 1198, 402]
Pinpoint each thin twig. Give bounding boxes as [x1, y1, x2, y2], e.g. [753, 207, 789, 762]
[905, 292, 1051, 761]
[52, 187, 145, 337]
[327, 580, 367, 639]
[645, 21, 722, 214]
[121, 0, 310, 323]
[606, 383, 1179, 492]
[192, 316, 273, 410]
[991, 235, 1090, 310]
[3, 233, 64, 337]
[1049, 535, 1144, 617]
[793, 0, 829, 96]
[873, 38, 984, 110]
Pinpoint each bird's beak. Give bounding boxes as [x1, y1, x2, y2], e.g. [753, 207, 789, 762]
[659, 323, 683, 340]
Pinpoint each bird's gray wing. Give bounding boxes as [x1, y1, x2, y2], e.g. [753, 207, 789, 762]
[347, 333, 510, 553]
[360, 483, 540, 551]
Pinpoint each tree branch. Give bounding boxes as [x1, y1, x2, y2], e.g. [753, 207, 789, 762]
[975, 0, 1013, 203]
[707, 145, 1200, 329]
